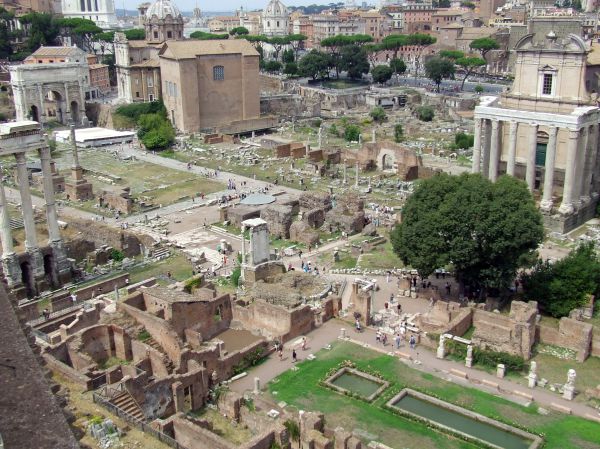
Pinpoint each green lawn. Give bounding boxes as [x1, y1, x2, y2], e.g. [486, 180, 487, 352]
[359, 239, 404, 270]
[267, 341, 600, 449]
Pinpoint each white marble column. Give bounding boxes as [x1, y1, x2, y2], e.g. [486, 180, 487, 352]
[579, 126, 593, 204]
[572, 127, 588, 208]
[39, 140, 61, 244]
[540, 126, 558, 212]
[559, 129, 580, 215]
[37, 84, 45, 126]
[240, 225, 246, 264]
[525, 124, 538, 191]
[63, 82, 71, 122]
[506, 121, 518, 176]
[482, 120, 491, 179]
[15, 152, 38, 251]
[471, 118, 482, 174]
[489, 120, 501, 182]
[0, 173, 14, 256]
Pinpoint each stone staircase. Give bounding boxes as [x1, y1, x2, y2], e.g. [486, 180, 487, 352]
[145, 336, 175, 373]
[110, 390, 145, 422]
[150, 246, 171, 261]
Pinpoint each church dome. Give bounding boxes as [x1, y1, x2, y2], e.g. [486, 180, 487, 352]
[264, 0, 287, 18]
[146, 0, 181, 19]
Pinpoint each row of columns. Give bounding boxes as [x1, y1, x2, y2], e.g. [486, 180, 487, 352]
[0, 137, 67, 291]
[472, 117, 597, 214]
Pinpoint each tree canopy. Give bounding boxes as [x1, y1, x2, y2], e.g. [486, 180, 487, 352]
[522, 243, 600, 318]
[389, 58, 407, 76]
[439, 50, 464, 60]
[456, 56, 486, 90]
[125, 28, 145, 40]
[340, 44, 369, 79]
[391, 173, 544, 296]
[470, 37, 499, 59]
[190, 31, 228, 40]
[424, 56, 455, 91]
[371, 65, 393, 84]
[229, 26, 249, 36]
[298, 50, 330, 80]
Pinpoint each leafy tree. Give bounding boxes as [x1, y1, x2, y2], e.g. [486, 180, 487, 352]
[470, 37, 499, 62]
[340, 44, 369, 79]
[298, 50, 330, 80]
[394, 123, 403, 143]
[439, 50, 464, 60]
[522, 243, 600, 318]
[137, 113, 166, 139]
[141, 120, 175, 150]
[0, 7, 14, 59]
[19, 12, 59, 52]
[124, 28, 145, 40]
[433, 0, 451, 6]
[55, 18, 102, 53]
[263, 60, 282, 73]
[283, 62, 298, 76]
[288, 33, 307, 60]
[391, 173, 544, 296]
[453, 132, 474, 149]
[456, 56, 486, 90]
[344, 124, 360, 142]
[474, 84, 484, 94]
[282, 48, 294, 63]
[416, 105, 434, 122]
[102, 53, 116, 85]
[371, 65, 393, 84]
[370, 106, 386, 122]
[320, 35, 370, 77]
[190, 31, 228, 40]
[267, 36, 290, 61]
[229, 26, 249, 36]
[424, 56, 455, 92]
[381, 34, 407, 59]
[461, 1, 476, 8]
[389, 58, 407, 76]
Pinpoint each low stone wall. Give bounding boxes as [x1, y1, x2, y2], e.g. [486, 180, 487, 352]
[75, 273, 129, 301]
[41, 352, 94, 390]
[538, 317, 593, 362]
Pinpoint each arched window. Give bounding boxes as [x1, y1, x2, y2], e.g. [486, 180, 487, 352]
[213, 65, 224, 81]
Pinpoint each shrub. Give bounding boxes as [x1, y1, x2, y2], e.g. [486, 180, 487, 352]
[329, 123, 339, 137]
[115, 101, 165, 120]
[109, 248, 124, 262]
[453, 132, 474, 150]
[394, 123, 404, 143]
[446, 340, 524, 371]
[369, 106, 387, 123]
[137, 329, 151, 341]
[230, 266, 241, 286]
[416, 106, 435, 122]
[344, 124, 361, 142]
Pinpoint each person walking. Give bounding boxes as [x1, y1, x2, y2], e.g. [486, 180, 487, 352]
[395, 333, 401, 349]
[301, 337, 307, 351]
[409, 334, 416, 350]
[292, 349, 297, 363]
[278, 345, 284, 361]
[376, 330, 381, 344]
[381, 333, 387, 346]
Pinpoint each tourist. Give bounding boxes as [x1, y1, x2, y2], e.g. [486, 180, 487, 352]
[390, 293, 394, 304]
[301, 337, 307, 351]
[376, 330, 381, 343]
[397, 303, 402, 315]
[409, 334, 416, 350]
[445, 282, 451, 295]
[400, 322, 406, 340]
[278, 346, 283, 361]
[381, 333, 387, 346]
[395, 333, 401, 349]
[292, 349, 297, 363]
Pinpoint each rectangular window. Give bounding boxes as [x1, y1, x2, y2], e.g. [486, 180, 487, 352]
[542, 74, 553, 95]
[136, 91, 140, 97]
[213, 65, 225, 81]
[147, 77, 153, 88]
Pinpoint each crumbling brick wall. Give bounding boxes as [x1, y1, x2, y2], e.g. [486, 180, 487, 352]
[260, 204, 294, 239]
[538, 317, 593, 362]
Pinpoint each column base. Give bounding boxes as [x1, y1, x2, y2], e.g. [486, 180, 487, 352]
[1, 253, 22, 288]
[580, 196, 591, 205]
[539, 199, 553, 213]
[558, 202, 575, 215]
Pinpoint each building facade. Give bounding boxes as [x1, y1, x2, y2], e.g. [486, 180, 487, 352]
[473, 33, 600, 232]
[158, 40, 261, 133]
[262, 0, 288, 37]
[60, 0, 117, 29]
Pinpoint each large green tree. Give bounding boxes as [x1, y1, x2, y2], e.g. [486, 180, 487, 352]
[522, 243, 600, 318]
[456, 56, 486, 90]
[190, 31, 228, 40]
[391, 173, 544, 296]
[298, 50, 330, 80]
[371, 64, 393, 84]
[389, 58, 407, 76]
[56, 18, 102, 53]
[0, 8, 15, 59]
[19, 12, 59, 54]
[469, 37, 499, 61]
[424, 56, 455, 92]
[340, 44, 369, 79]
[288, 33, 307, 61]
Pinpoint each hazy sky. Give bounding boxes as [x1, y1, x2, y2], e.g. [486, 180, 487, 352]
[118, 0, 337, 13]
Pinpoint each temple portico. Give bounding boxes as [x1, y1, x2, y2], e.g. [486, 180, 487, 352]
[472, 32, 600, 232]
[0, 121, 71, 298]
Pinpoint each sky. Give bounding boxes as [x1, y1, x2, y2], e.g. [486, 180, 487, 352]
[118, 0, 340, 14]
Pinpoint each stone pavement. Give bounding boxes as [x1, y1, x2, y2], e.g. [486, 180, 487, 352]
[230, 318, 600, 423]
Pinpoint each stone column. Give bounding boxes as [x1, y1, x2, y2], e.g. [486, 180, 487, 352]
[525, 124, 538, 191]
[63, 82, 71, 122]
[37, 84, 45, 125]
[577, 126, 591, 205]
[506, 121, 518, 176]
[355, 161, 359, 188]
[471, 118, 482, 174]
[343, 160, 347, 184]
[240, 225, 246, 265]
[39, 140, 61, 244]
[540, 126, 558, 212]
[0, 173, 14, 256]
[584, 124, 598, 201]
[15, 152, 38, 251]
[70, 125, 80, 168]
[481, 120, 491, 178]
[559, 129, 580, 215]
[489, 120, 501, 182]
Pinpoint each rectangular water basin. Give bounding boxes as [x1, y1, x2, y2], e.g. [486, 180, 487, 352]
[387, 389, 543, 449]
[324, 367, 389, 402]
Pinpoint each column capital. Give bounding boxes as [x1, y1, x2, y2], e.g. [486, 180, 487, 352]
[14, 151, 26, 163]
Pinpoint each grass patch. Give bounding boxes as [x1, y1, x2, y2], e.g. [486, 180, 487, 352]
[98, 356, 130, 370]
[358, 239, 404, 270]
[267, 340, 600, 449]
[127, 252, 193, 285]
[188, 408, 253, 444]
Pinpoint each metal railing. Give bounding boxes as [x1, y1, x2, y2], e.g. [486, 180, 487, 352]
[27, 301, 89, 327]
[92, 393, 183, 449]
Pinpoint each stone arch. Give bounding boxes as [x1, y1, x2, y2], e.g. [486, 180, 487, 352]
[70, 100, 80, 124]
[29, 104, 39, 121]
[43, 253, 59, 289]
[45, 90, 65, 123]
[378, 148, 397, 172]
